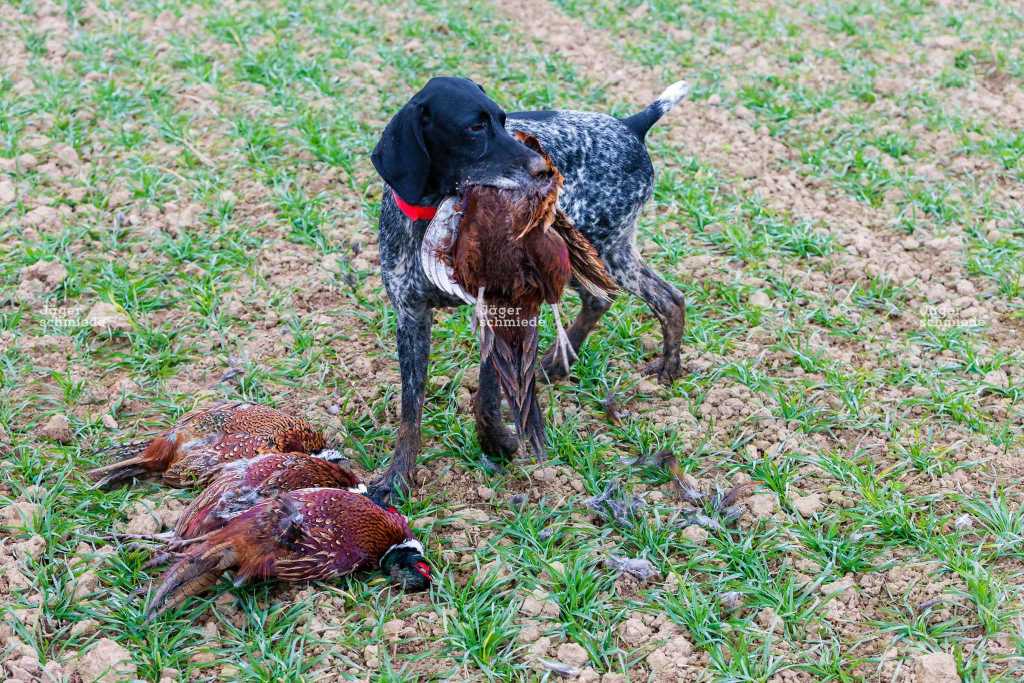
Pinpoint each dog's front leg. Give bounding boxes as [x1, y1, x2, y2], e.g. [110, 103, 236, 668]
[370, 304, 432, 504]
[474, 355, 520, 464]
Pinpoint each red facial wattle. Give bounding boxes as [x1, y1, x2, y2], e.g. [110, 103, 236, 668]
[414, 561, 431, 579]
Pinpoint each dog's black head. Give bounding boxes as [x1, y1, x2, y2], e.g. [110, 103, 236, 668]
[372, 76, 551, 206]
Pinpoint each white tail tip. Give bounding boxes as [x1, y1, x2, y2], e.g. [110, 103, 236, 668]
[656, 80, 690, 112]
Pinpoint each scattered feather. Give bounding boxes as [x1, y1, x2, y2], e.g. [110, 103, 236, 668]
[605, 555, 660, 582]
[603, 393, 622, 425]
[586, 480, 643, 526]
[719, 591, 745, 611]
[673, 481, 706, 507]
[679, 510, 725, 532]
[713, 482, 757, 510]
[624, 448, 674, 469]
[541, 660, 580, 678]
[720, 505, 745, 524]
[954, 514, 974, 530]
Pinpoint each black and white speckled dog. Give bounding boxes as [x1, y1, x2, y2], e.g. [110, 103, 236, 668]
[369, 76, 689, 498]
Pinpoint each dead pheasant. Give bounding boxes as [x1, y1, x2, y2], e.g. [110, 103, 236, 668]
[420, 132, 616, 458]
[174, 452, 365, 539]
[87, 402, 334, 489]
[145, 487, 430, 619]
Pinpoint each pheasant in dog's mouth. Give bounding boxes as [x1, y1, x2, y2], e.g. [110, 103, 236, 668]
[419, 132, 617, 459]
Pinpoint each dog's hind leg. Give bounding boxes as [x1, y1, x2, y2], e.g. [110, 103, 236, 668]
[603, 246, 686, 384]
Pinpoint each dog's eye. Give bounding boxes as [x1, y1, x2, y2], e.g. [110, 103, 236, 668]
[467, 122, 486, 133]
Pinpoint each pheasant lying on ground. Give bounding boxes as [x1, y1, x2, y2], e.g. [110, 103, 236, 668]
[420, 132, 616, 459]
[87, 402, 335, 488]
[145, 487, 430, 619]
[174, 452, 364, 539]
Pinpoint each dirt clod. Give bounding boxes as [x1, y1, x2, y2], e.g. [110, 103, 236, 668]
[0, 180, 15, 204]
[680, 525, 709, 545]
[86, 302, 132, 332]
[38, 414, 72, 443]
[619, 617, 651, 646]
[791, 493, 824, 516]
[555, 643, 589, 668]
[1, 502, 41, 530]
[20, 260, 67, 290]
[914, 652, 960, 683]
[75, 638, 136, 683]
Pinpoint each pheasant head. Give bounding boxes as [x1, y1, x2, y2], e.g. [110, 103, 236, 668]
[379, 538, 431, 592]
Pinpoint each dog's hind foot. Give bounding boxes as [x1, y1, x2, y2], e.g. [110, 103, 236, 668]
[539, 349, 572, 383]
[641, 354, 683, 385]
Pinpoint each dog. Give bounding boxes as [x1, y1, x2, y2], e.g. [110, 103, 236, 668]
[369, 76, 688, 499]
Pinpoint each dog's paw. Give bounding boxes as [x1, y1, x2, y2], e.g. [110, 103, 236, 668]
[476, 424, 519, 462]
[367, 467, 417, 506]
[539, 349, 571, 383]
[641, 354, 683, 385]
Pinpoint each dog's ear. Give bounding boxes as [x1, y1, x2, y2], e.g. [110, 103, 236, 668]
[371, 101, 431, 205]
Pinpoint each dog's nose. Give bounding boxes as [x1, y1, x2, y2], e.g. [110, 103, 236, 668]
[526, 154, 551, 178]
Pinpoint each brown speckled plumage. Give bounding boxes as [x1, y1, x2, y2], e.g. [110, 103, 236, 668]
[174, 453, 361, 539]
[87, 402, 328, 488]
[146, 488, 417, 618]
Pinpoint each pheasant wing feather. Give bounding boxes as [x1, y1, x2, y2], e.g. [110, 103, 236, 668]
[165, 433, 277, 487]
[421, 197, 477, 304]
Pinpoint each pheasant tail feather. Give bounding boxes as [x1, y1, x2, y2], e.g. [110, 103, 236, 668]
[552, 209, 618, 300]
[145, 539, 237, 620]
[488, 322, 546, 460]
[87, 438, 176, 489]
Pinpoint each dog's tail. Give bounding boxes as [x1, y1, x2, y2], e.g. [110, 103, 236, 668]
[620, 80, 690, 141]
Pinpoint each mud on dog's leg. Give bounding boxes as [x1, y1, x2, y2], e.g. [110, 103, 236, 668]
[369, 305, 432, 503]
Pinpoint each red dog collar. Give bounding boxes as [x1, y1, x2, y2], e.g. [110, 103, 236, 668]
[392, 190, 437, 221]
